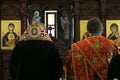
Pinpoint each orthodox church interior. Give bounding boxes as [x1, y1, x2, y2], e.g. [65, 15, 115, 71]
[0, 0, 120, 80]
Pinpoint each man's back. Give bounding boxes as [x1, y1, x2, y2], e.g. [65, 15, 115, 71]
[9, 40, 63, 80]
[71, 36, 118, 80]
[107, 54, 120, 80]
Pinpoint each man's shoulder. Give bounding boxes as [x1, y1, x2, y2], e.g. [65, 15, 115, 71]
[18, 40, 54, 44]
[72, 36, 112, 46]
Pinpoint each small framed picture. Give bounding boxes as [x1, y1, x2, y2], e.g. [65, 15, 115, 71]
[80, 20, 88, 40]
[106, 20, 120, 40]
[1, 20, 21, 50]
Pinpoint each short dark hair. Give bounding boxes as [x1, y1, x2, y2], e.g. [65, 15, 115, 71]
[87, 17, 103, 34]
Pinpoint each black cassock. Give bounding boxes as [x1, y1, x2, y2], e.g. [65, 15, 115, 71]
[107, 54, 120, 80]
[9, 40, 63, 80]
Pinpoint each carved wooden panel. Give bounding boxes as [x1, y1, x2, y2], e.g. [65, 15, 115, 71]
[0, 1, 22, 80]
[51, 37, 69, 65]
[0, 52, 2, 80]
[1, 1, 21, 20]
[106, 1, 120, 21]
[80, 0, 100, 18]
[1, 51, 12, 80]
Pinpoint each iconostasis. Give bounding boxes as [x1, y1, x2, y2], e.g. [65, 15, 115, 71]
[80, 20, 120, 49]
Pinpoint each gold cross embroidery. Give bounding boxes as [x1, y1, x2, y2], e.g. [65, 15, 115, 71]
[75, 53, 82, 60]
[92, 57, 98, 64]
[93, 39, 104, 51]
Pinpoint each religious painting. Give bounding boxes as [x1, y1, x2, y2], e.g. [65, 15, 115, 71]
[80, 20, 88, 40]
[1, 20, 21, 50]
[27, 2, 44, 26]
[58, 4, 74, 49]
[106, 20, 120, 40]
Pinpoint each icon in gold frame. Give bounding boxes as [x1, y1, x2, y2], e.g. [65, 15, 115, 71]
[1, 20, 21, 50]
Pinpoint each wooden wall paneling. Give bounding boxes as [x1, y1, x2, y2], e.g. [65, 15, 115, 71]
[51, 37, 69, 65]
[0, 1, 2, 80]
[20, 0, 27, 34]
[106, 0, 120, 19]
[1, 1, 21, 20]
[79, 0, 100, 19]
[1, 1, 21, 80]
[73, 0, 80, 42]
[100, 0, 107, 37]
[0, 52, 2, 80]
[1, 51, 12, 80]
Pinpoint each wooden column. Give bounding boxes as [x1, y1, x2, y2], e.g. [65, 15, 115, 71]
[0, 1, 2, 80]
[1, 1, 21, 80]
[73, 0, 80, 42]
[100, 0, 107, 36]
[20, 0, 27, 34]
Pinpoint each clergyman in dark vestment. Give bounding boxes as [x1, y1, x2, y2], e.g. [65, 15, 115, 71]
[9, 22, 63, 80]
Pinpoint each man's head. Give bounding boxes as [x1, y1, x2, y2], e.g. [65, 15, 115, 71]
[87, 17, 103, 35]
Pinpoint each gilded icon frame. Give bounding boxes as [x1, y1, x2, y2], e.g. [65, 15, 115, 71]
[80, 20, 88, 40]
[1, 20, 21, 50]
[106, 20, 120, 38]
